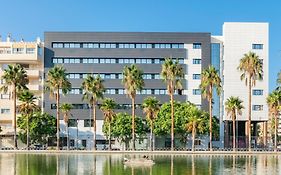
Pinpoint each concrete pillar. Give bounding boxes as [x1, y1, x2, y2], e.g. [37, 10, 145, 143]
[263, 122, 267, 148]
[224, 121, 229, 148]
[245, 121, 248, 148]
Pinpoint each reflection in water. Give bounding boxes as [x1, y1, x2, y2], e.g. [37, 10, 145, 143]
[0, 153, 280, 174]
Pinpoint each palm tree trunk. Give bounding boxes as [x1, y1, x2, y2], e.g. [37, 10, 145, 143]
[209, 156, 212, 175]
[109, 122, 111, 151]
[209, 87, 213, 151]
[13, 84, 17, 149]
[192, 122, 195, 152]
[171, 92, 174, 151]
[132, 97, 135, 151]
[248, 79, 252, 151]
[27, 114, 29, 150]
[56, 89, 60, 150]
[191, 155, 195, 175]
[274, 113, 277, 152]
[233, 113, 236, 151]
[66, 123, 69, 151]
[170, 154, 174, 175]
[93, 101, 96, 151]
[150, 123, 153, 151]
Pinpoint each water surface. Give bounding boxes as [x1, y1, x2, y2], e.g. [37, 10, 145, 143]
[0, 153, 279, 175]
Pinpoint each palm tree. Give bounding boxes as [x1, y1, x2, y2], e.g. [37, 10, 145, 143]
[18, 90, 38, 149]
[0, 64, 28, 149]
[122, 64, 144, 151]
[60, 103, 73, 150]
[186, 105, 204, 151]
[100, 98, 116, 151]
[237, 52, 263, 150]
[81, 75, 105, 151]
[225, 96, 244, 151]
[199, 65, 221, 151]
[161, 58, 184, 151]
[266, 90, 281, 152]
[142, 96, 160, 151]
[45, 65, 71, 150]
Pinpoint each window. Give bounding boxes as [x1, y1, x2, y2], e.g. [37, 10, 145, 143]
[69, 59, 74, 64]
[141, 59, 147, 64]
[195, 139, 201, 145]
[51, 57, 185, 65]
[1, 108, 10, 114]
[26, 48, 35, 54]
[1, 94, 9, 99]
[64, 58, 70, 63]
[178, 59, 184, 64]
[100, 43, 105, 48]
[118, 89, 124, 94]
[253, 105, 263, 111]
[68, 119, 78, 127]
[88, 43, 94, 48]
[52, 42, 185, 49]
[82, 140, 87, 147]
[154, 74, 160, 79]
[52, 43, 63, 48]
[84, 119, 93, 127]
[154, 59, 160, 64]
[193, 59, 201, 64]
[74, 59, 80, 63]
[82, 59, 88, 63]
[193, 43, 201, 49]
[93, 59, 98, 63]
[253, 90, 263, 95]
[70, 140, 75, 147]
[193, 89, 201, 95]
[172, 44, 179, 48]
[13, 48, 24, 54]
[159, 89, 166, 95]
[252, 44, 263, 50]
[57, 58, 63, 64]
[51, 104, 57, 109]
[193, 74, 201, 79]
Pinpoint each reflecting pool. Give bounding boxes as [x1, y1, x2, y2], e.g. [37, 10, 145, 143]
[0, 153, 280, 175]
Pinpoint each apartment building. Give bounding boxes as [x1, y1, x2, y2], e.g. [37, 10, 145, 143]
[217, 22, 269, 148]
[44, 32, 211, 149]
[0, 36, 44, 146]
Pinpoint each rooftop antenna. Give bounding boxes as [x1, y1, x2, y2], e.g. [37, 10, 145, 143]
[36, 37, 41, 43]
[7, 33, 11, 42]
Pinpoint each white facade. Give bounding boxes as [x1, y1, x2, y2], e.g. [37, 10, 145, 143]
[185, 44, 202, 107]
[219, 22, 269, 122]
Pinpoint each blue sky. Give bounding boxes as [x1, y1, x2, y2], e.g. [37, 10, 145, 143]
[1, 0, 280, 91]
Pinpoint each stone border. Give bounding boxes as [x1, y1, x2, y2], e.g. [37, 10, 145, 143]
[0, 150, 280, 155]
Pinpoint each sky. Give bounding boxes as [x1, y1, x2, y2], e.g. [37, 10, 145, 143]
[0, 0, 280, 91]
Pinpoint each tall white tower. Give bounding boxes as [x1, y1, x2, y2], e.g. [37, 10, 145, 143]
[221, 22, 269, 147]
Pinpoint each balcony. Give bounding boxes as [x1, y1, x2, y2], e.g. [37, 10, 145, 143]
[27, 84, 40, 91]
[0, 42, 42, 63]
[27, 69, 40, 77]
